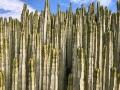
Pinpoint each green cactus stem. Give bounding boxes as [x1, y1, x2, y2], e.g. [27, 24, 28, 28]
[0, 71, 5, 90]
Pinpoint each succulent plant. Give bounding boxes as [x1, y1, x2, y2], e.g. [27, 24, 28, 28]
[0, 0, 120, 90]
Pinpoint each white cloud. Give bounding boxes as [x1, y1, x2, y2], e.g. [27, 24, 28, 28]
[70, 0, 112, 6]
[97, 0, 112, 6]
[0, 0, 36, 20]
[60, 3, 69, 7]
[70, 0, 82, 4]
[58, 1, 69, 7]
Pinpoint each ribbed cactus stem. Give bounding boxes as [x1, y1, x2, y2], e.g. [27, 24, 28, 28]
[0, 17, 3, 45]
[35, 34, 40, 90]
[52, 29, 55, 47]
[0, 71, 5, 90]
[46, 44, 52, 90]
[47, 43, 53, 90]
[50, 48, 58, 90]
[46, 23, 51, 45]
[22, 32, 26, 90]
[98, 21, 102, 90]
[117, 11, 120, 73]
[88, 23, 94, 90]
[3, 18, 7, 37]
[0, 45, 4, 71]
[38, 34, 43, 90]
[102, 45, 107, 90]
[94, 68, 100, 90]
[67, 73, 73, 90]
[14, 19, 18, 58]
[76, 26, 80, 48]
[43, 0, 49, 44]
[12, 58, 18, 90]
[55, 49, 58, 90]
[3, 37, 9, 90]
[107, 29, 113, 90]
[110, 67, 117, 90]
[94, 25, 97, 69]
[118, 74, 120, 90]
[0, 1, 119, 90]
[33, 10, 38, 33]
[78, 47, 85, 90]
[28, 58, 36, 90]
[18, 32, 26, 90]
[60, 21, 64, 48]
[82, 22, 87, 55]
[43, 45, 47, 90]
[55, 28, 59, 49]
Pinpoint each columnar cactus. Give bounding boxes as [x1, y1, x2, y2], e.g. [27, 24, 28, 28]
[12, 58, 18, 90]
[102, 45, 107, 90]
[110, 67, 117, 90]
[0, 0, 120, 90]
[67, 73, 73, 90]
[87, 23, 94, 90]
[42, 45, 48, 90]
[28, 58, 36, 90]
[18, 32, 26, 90]
[118, 74, 120, 90]
[93, 68, 100, 90]
[97, 21, 103, 90]
[107, 30, 114, 89]
[50, 49, 57, 90]
[0, 45, 4, 72]
[0, 71, 5, 90]
[77, 47, 85, 90]
[3, 37, 9, 90]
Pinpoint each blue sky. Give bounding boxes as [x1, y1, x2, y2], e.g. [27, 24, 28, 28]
[0, 0, 118, 20]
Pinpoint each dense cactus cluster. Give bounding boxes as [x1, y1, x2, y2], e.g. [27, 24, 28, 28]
[0, 0, 120, 90]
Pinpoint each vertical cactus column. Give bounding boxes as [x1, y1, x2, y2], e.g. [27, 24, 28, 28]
[107, 30, 114, 89]
[110, 67, 117, 90]
[3, 18, 7, 37]
[93, 68, 100, 90]
[0, 71, 5, 90]
[0, 18, 4, 76]
[35, 34, 41, 90]
[82, 20, 87, 56]
[0, 17, 3, 45]
[72, 25, 79, 90]
[43, 0, 50, 44]
[43, 45, 48, 90]
[58, 21, 67, 90]
[102, 45, 107, 90]
[18, 32, 26, 90]
[14, 19, 19, 59]
[67, 73, 73, 90]
[118, 74, 120, 90]
[97, 21, 103, 90]
[47, 43, 53, 90]
[77, 47, 86, 90]
[11, 58, 18, 90]
[117, 11, 120, 73]
[112, 13, 118, 68]
[94, 25, 97, 69]
[0, 0, 120, 90]
[0, 45, 4, 72]
[50, 49, 56, 90]
[87, 23, 94, 90]
[3, 37, 9, 90]
[38, 35, 43, 90]
[28, 58, 36, 90]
